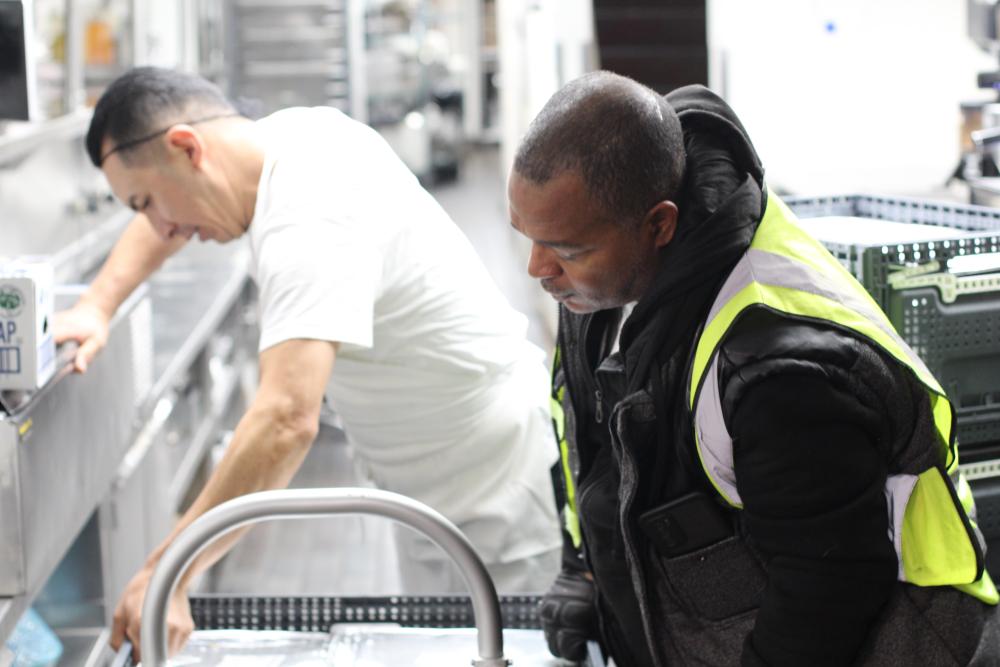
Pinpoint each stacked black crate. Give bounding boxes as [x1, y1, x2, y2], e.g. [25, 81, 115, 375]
[788, 194, 1000, 578]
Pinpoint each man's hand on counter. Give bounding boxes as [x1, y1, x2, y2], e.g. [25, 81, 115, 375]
[110, 564, 194, 662]
[53, 301, 111, 373]
[103, 339, 337, 660]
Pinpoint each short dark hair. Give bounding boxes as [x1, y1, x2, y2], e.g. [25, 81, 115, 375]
[85, 67, 236, 167]
[513, 71, 685, 223]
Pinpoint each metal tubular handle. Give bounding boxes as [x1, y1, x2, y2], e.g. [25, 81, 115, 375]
[110, 640, 134, 667]
[139, 488, 509, 666]
[972, 125, 1000, 147]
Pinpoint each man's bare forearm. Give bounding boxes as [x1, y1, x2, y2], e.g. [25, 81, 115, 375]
[81, 215, 187, 318]
[143, 398, 318, 589]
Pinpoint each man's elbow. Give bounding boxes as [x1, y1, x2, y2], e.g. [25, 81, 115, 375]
[252, 398, 321, 459]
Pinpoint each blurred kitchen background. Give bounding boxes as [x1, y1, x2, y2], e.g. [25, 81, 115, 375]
[6, 0, 1000, 664]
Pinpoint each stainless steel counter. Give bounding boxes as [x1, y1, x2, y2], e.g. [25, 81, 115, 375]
[139, 241, 257, 516]
[0, 99, 263, 664]
[0, 285, 151, 638]
[0, 239, 259, 664]
[146, 242, 251, 386]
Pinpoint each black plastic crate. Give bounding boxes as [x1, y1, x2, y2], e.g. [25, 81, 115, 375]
[786, 195, 1000, 451]
[970, 477, 1000, 579]
[188, 594, 544, 632]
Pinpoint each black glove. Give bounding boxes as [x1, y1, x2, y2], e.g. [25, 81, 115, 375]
[538, 569, 598, 661]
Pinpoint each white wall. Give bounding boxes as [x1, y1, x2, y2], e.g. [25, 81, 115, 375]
[707, 0, 996, 195]
[496, 0, 595, 177]
[143, 2, 183, 67]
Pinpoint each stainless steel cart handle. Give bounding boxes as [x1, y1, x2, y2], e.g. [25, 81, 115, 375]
[140, 488, 510, 667]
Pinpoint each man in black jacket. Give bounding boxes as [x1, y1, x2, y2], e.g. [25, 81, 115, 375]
[508, 71, 1000, 666]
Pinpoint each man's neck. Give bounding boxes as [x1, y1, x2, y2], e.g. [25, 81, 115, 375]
[216, 120, 266, 230]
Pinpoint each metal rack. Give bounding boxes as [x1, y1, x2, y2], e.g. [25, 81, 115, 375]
[224, 0, 356, 117]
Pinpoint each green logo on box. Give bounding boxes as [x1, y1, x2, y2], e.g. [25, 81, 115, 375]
[0, 287, 23, 316]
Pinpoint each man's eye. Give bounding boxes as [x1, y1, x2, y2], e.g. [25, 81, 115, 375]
[558, 251, 581, 261]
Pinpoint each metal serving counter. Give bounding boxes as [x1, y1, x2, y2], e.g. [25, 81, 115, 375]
[1, 62, 261, 665]
[0, 239, 258, 665]
[137, 242, 257, 518]
[0, 284, 152, 638]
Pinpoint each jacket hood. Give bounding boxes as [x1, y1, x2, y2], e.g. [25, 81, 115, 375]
[668, 84, 764, 192]
[620, 85, 766, 386]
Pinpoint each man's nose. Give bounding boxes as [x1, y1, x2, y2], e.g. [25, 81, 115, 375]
[148, 216, 177, 240]
[527, 243, 560, 279]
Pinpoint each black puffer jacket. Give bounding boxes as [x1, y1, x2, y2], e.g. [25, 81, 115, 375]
[553, 85, 1000, 666]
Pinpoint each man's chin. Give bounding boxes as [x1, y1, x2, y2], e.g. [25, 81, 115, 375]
[559, 295, 600, 314]
[196, 230, 225, 244]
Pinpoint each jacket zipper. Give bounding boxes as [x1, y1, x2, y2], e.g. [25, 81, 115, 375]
[572, 310, 612, 426]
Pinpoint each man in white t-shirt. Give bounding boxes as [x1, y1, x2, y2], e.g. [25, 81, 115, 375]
[56, 67, 560, 661]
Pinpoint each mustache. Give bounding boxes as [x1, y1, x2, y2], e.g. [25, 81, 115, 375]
[541, 281, 571, 299]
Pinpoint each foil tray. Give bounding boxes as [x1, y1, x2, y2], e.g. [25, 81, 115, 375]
[164, 627, 578, 666]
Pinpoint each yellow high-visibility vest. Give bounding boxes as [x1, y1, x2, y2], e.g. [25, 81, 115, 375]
[688, 192, 997, 604]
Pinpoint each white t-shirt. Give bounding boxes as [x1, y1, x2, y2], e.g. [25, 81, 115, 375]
[247, 107, 560, 564]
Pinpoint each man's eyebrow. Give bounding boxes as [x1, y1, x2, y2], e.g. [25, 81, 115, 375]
[508, 220, 585, 249]
[539, 240, 586, 250]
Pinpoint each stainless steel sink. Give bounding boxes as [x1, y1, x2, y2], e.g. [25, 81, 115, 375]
[137, 488, 599, 666]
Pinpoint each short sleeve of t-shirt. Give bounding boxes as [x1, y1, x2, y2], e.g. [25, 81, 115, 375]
[253, 217, 383, 352]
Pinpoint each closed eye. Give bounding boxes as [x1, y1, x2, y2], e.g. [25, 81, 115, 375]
[128, 194, 151, 212]
[557, 249, 588, 261]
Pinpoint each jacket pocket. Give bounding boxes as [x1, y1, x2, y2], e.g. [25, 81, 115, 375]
[651, 534, 766, 622]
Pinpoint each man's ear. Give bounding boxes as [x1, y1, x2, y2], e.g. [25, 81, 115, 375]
[164, 125, 204, 168]
[644, 200, 679, 249]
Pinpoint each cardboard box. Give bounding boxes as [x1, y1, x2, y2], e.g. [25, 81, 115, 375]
[0, 260, 55, 391]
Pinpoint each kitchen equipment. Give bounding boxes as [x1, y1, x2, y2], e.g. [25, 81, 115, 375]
[136, 488, 600, 666]
[0, 259, 55, 391]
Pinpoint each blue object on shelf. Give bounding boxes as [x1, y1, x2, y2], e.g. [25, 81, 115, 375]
[5, 608, 63, 667]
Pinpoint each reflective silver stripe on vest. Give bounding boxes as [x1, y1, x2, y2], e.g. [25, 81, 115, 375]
[694, 247, 939, 573]
[696, 352, 740, 502]
[885, 473, 918, 580]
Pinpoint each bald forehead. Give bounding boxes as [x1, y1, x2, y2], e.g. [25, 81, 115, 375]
[509, 169, 610, 231]
[511, 168, 586, 207]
